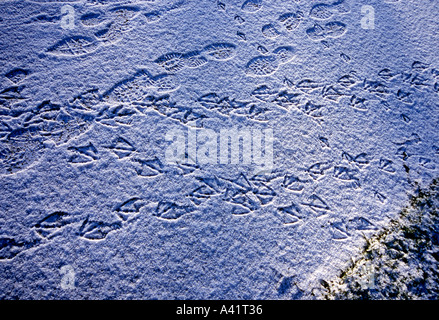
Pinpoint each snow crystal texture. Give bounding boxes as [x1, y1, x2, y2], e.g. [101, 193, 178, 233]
[0, 0, 438, 299]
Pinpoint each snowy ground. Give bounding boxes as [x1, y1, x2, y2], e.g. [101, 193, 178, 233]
[322, 178, 439, 300]
[0, 0, 438, 299]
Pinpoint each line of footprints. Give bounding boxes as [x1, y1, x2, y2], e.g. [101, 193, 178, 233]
[0, 0, 436, 260]
[1, 53, 438, 175]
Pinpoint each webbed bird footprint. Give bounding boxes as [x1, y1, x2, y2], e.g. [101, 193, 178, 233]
[310, 0, 350, 21]
[5, 68, 30, 84]
[306, 21, 347, 41]
[78, 217, 122, 241]
[33, 211, 77, 238]
[277, 204, 302, 225]
[302, 194, 330, 214]
[68, 142, 99, 164]
[105, 136, 135, 159]
[47, 36, 100, 56]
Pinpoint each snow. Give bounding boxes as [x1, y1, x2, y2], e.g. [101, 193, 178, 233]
[0, 0, 438, 299]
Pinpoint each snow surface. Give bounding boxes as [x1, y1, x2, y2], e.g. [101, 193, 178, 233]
[0, 0, 438, 299]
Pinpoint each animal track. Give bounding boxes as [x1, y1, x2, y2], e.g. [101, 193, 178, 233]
[256, 44, 269, 55]
[241, 0, 262, 13]
[196, 176, 228, 193]
[236, 31, 247, 41]
[217, 1, 226, 11]
[78, 217, 122, 240]
[252, 180, 276, 205]
[202, 43, 236, 61]
[374, 190, 387, 203]
[350, 95, 368, 111]
[340, 52, 351, 63]
[342, 152, 371, 168]
[2, 7, 439, 300]
[298, 101, 325, 118]
[310, 0, 350, 20]
[188, 173, 276, 215]
[411, 61, 429, 72]
[47, 36, 100, 56]
[187, 185, 218, 205]
[33, 211, 75, 239]
[378, 68, 396, 81]
[346, 217, 376, 231]
[227, 193, 260, 215]
[21, 102, 91, 146]
[131, 157, 165, 177]
[307, 161, 332, 179]
[182, 51, 208, 68]
[418, 157, 435, 170]
[277, 204, 302, 225]
[245, 56, 279, 76]
[322, 85, 346, 102]
[235, 15, 245, 24]
[262, 24, 281, 39]
[306, 21, 347, 41]
[157, 105, 207, 124]
[363, 80, 389, 98]
[338, 72, 360, 88]
[0, 85, 27, 108]
[96, 105, 137, 127]
[115, 197, 145, 221]
[251, 85, 278, 102]
[396, 89, 414, 104]
[137, 94, 205, 125]
[144, 11, 161, 23]
[333, 166, 359, 182]
[80, 12, 106, 27]
[197, 92, 268, 121]
[273, 46, 296, 64]
[273, 91, 302, 110]
[319, 137, 330, 148]
[68, 142, 99, 164]
[302, 194, 330, 214]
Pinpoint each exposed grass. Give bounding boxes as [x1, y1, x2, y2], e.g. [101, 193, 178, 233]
[321, 178, 439, 300]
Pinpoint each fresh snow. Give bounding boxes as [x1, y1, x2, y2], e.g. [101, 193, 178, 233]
[0, 0, 438, 299]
